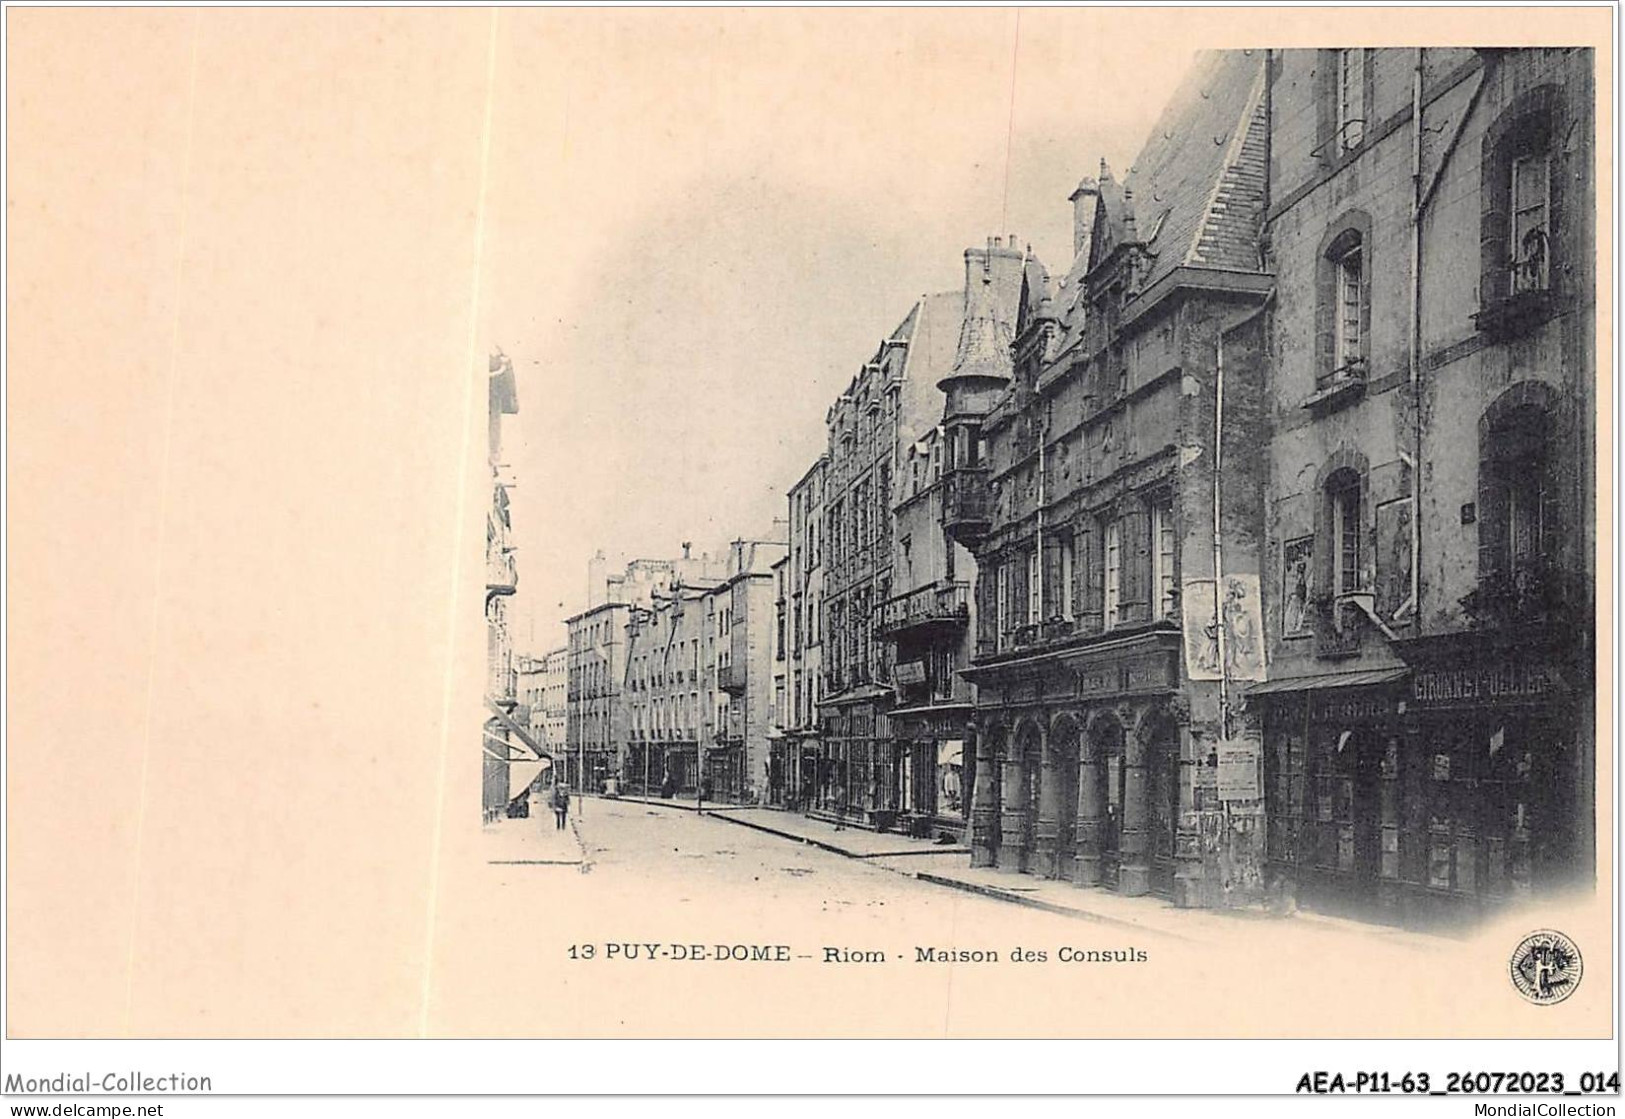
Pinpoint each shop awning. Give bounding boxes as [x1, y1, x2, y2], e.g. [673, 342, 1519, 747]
[508, 759, 550, 801]
[485, 696, 549, 760]
[1245, 667, 1409, 696]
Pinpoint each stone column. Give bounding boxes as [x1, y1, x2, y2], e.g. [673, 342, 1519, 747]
[1119, 756, 1151, 897]
[1073, 752, 1103, 886]
[997, 752, 1028, 873]
[969, 726, 999, 867]
[1034, 751, 1061, 879]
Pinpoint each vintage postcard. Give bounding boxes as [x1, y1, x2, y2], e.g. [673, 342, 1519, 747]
[3, 2, 1616, 1098]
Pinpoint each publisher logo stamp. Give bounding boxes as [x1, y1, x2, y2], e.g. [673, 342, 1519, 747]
[1509, 929, 1582, 1005]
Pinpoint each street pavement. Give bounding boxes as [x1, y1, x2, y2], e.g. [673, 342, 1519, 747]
[437, 794, 1544, 1039]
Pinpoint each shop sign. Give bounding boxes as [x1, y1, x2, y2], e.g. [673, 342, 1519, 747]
[1074, 652, 1175, 700]
[1309, 692, 1398, 724]
[1412, 661, 1560, 708]
[1216, 737, 1261, 801]
[894, 660, 927, 685]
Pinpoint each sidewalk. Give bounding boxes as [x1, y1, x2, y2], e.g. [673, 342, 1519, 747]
[606, 795, 1449, 950]
[481, 812, 586, 867]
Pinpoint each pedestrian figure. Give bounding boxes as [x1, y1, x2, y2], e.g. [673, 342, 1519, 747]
[834, 781, 847, 832]
[552, 783, 570, 830]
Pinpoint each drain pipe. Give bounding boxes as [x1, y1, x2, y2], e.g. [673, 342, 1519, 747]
[1399, 48, 1424, 623]
[1213, 331, 1230, 740]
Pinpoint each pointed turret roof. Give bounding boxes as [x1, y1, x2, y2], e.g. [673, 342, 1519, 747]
[945, 247, 1016, 386]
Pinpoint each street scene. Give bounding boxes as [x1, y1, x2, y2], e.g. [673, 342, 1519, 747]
[485, 43, 1597, 944]
[450, 791, 1503, 1038]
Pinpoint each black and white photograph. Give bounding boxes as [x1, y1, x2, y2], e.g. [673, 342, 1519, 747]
[4, 2, 1616, 1107]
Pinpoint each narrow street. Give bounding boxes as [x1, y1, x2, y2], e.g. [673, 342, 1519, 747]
[432, 795, 1535, 1040]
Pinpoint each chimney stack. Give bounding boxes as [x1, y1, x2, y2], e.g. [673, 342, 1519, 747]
[1069, 175, 1100, 258]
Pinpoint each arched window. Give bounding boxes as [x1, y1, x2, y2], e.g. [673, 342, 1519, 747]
[1326, 468, 1363, 595]
[1314, 213, 1373, 390]
[1478, 383, 1560, 584]
[1477, 85, 1565, 337]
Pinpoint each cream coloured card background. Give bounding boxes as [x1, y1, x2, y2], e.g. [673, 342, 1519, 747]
[5, 5, 1613, 1039]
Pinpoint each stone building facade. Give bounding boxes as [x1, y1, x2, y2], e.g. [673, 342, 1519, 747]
[541, 645, 567, 754]
[776, 457, 827, 808]
[564, 599, 629, 791]
[943, 50, 1274, 905]
[1252, 47, 1596, 928]
[625, 582, 710, 796]
[876, 248, 1023, 840]
[566, 549, 726, 790]
[704, 538, 789, 803]
[815, 254, 1020, 828]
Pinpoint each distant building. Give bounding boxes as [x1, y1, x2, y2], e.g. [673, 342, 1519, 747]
[776, 456, 827, 809]
[567, 548, 728, 790]
[814, 250, 1020, 830]
[516, 653, 546, 747]
[541, 645, 567, 754]
[565, 600, 629, 791]
[625, 581, 712, 797]
[879, 247, 1019, 841]
[484, 352, 521, 822]
[704, 537, 788, 803]
[622, 536, 787, 803]
[768, 553, 791, 802]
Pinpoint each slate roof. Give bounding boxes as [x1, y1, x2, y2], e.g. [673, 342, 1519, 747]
[946, 254, 1020, 384]
[1098, 49, 1269, 293]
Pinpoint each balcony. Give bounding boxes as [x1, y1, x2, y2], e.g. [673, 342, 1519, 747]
[717, 663, 746, 694]
[875, 581, 970, 639]
[1304, 358, 1367, 413]
[485, 550, 517, 610]
[1313, 596, 1364, 659]
[942, 465, 993, 545]
[1460, 559, 1575, 629]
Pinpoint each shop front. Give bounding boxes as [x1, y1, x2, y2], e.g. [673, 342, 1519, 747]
[1257, 636, 1586, 930]
[889, 702, 974, 840]
[815, 691, 896, 827]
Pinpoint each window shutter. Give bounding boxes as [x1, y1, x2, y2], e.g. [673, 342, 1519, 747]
[1116, 506, 1149, 623]
[1314, 254, 1338, 381]
[975, 566, 995, 652]
[1478, 473, 1509, 578]
[1079, 520, 1103, 633]
[1043, 536, 1063, 620]
[1314, 50, 1338, 160]
[1010, 551, 1029, 631]
[1480, 194, 1510, 308]
[1537, 457, 1560, 564]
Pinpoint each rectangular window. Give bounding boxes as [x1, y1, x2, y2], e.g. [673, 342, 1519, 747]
[1027, 549, 1040, 625]
[1105, 521, 1122, 629]
[1338, 48, 1365, 149]
[1510, 153, 1551, 293]
[1332, 481, 1361, 594]
[1334, 244, 1363, 367]
[1152, 500, 1176, 619]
